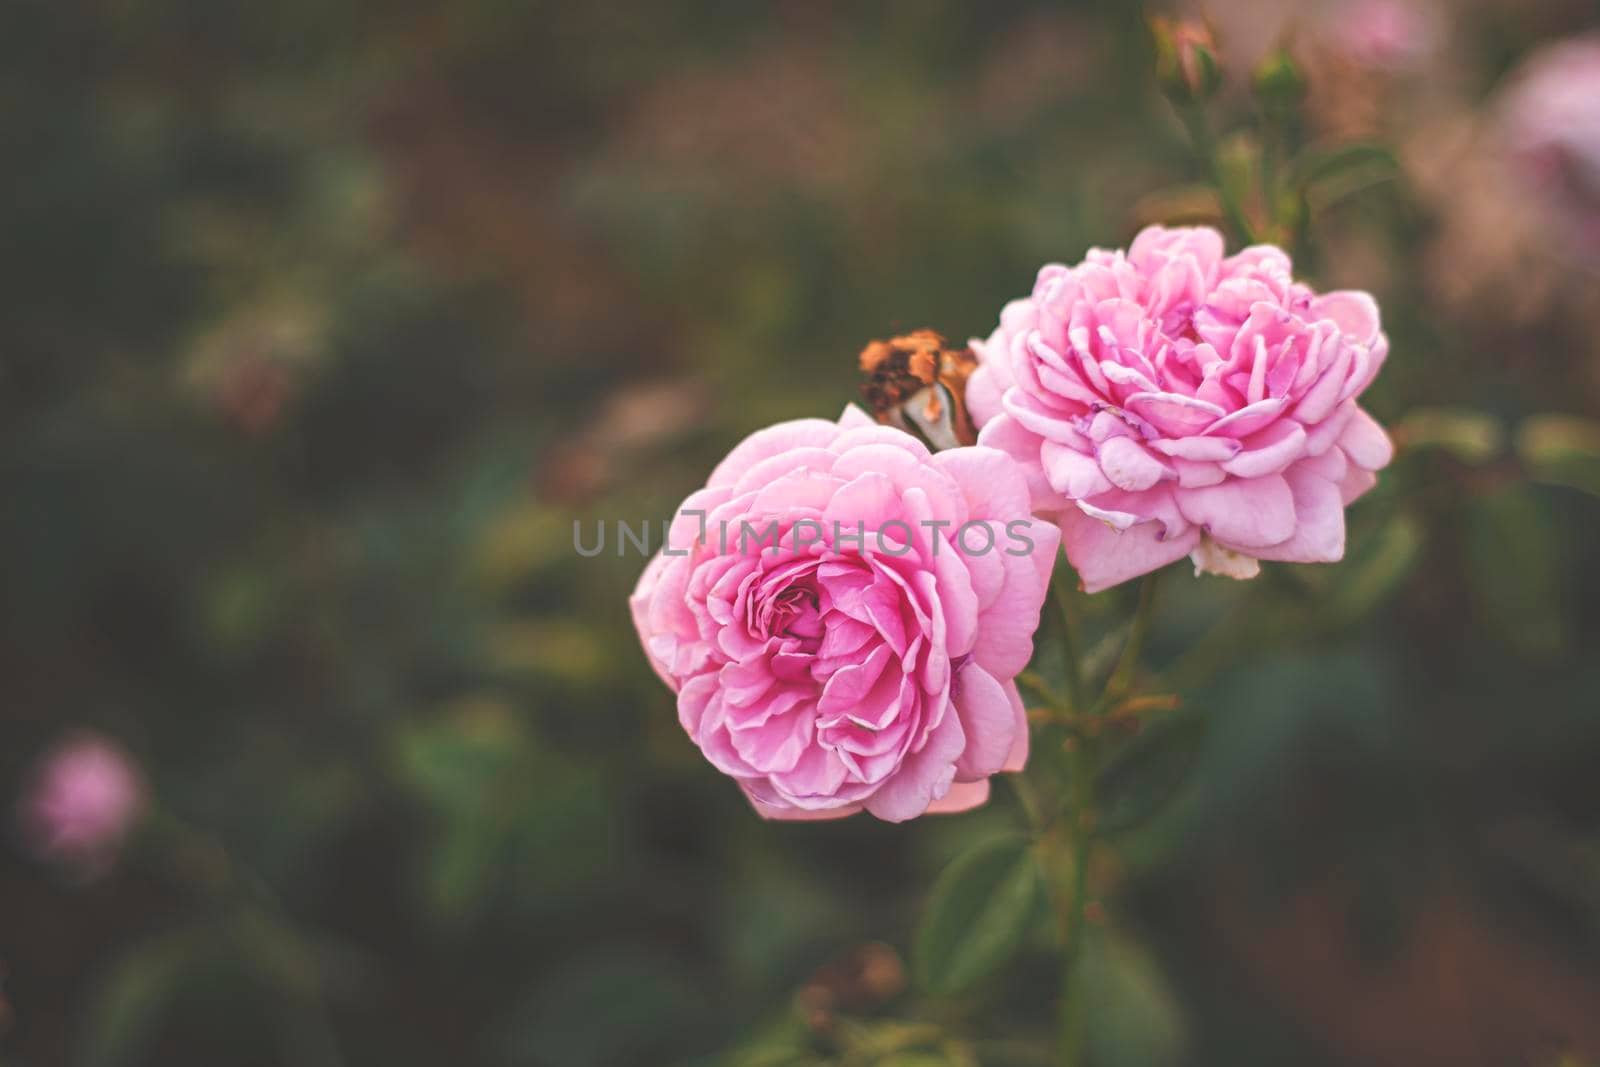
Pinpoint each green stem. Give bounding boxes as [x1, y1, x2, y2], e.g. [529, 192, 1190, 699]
[1050, 572, 1087, 714]
[1103, 570, 1162, 708]
[1054, 760, 1096, 1067]
[1176, 103, 1256, 245]
[1009, 769, 1047, 833]
[1260, 124, 1280, 232]
[1039, 569, 1165, 1065]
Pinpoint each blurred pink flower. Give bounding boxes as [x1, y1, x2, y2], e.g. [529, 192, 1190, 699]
[1498, 35, 1600, 259]
[23, 733, 146, 877]
[967, 226, 1393, 592]
[1331, 0, 1438, 71]
[631, 407, 1058, 822]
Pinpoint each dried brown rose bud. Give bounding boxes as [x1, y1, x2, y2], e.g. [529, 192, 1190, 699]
[858, 329, 979, 448]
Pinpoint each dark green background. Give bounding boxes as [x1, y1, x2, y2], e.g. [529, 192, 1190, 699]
[3, 2, 1599, 1065]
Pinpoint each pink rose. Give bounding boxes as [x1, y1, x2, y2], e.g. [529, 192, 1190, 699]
[22, 733, 147, 878]
[631, 406, 1059, 822]
[967, 225, 1393, 593]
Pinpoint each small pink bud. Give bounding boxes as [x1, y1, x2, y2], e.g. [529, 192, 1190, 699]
[1150, 17, 1222, 103]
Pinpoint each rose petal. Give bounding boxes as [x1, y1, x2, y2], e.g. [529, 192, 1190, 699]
[1176, 475, 1297, 549]
[1310, 290, 1381, 344]
[924, 779, 992, 814]
[1042, 440, 1115, 499]
[1339, 405, 1395, 470]
[1220, 420, 1308, 479]
[745, 792, 862, 821]
[708, 419, 843, 488]
[952, 663, 1017, 779]
[1097, 435, 1173, 492]
[1251, 462, 1346, 563]
[863, 709, 967, 823]
[1059, 506, 1199, 593]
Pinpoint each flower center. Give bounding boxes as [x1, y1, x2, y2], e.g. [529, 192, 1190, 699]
[764, 584, 823, 646]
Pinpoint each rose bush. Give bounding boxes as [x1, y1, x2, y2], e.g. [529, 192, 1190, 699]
[631, 406, 1058, 821]
[966, 225, 1394, 592]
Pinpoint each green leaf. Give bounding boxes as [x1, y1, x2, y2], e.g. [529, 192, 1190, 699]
[1094, 711, 1207, 836]
[1395, 408, 1504, 464]
[76, 928, 208, 1067]
[1517, 414, 1600, 496]
[913, 833, 1043, 995]
[1293, 142, 1401, 212]
[1081, 924, 1187, 1067]
[1293, 142, 1400, 189]
[496, 948, 709, 1067]
[1324, 512, 1423, 622]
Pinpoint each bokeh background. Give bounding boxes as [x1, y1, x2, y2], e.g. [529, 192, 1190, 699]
[4, 1, 1600, 1065]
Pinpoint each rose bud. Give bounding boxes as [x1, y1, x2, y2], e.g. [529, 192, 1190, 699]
[1150, 17, 1222, 103]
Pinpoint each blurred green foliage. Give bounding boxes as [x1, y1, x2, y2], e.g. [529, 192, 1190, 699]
[3, 2, 1600, 1066]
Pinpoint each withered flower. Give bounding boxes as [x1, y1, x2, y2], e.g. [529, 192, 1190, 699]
[858, 329, 979, 448]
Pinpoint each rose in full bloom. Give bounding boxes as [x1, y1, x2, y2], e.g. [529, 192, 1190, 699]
[22, 733, 147, 878]
[966, 226, 1393, 593]
[631, 406, 1059, 822]
[1497, 35, 1600, 259]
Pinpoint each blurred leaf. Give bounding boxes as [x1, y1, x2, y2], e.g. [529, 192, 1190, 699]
[469, 502, 574, 591]
[1517, 415, 1600, 497]
[393, 696, 618, 931]
[1081, 924, 1187, 1067]
[77, 928, 206, 1067]
[199, 562, 283, 657]
[394, 696, 525, 811]
[913, 833, 1042, 996]
[1323, 512, 1424, 622]
[703, 1012, 817, 1067]
[1292, 142, 1399, 186]
[719, 864, 854, 990]
[1466, 483, 1567, 659]
[1094, 710, 1207, 836]
[496, 948, 708, 1067]
[1131, 185, 1223, 229]
[832, 1018, 945, 1057]
[483, 618, 610, 683]
[1293, 142, 1401, 212]
[873, 1054, 962, 1067]
[1395, 408, 1504, 464]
